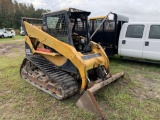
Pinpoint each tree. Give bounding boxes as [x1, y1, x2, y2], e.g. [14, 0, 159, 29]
[0, 0, 50, 29]
[34, 8, 50, 18]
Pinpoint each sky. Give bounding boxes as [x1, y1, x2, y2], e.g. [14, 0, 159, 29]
[16, 0, 160, 22]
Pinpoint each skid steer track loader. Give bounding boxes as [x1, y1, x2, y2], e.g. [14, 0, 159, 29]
[20, 8, 127, 119]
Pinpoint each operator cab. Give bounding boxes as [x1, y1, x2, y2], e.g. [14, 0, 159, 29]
[42, 8, 91, 52]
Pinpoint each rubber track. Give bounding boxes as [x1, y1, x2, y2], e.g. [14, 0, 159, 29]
[21, 55, 78, 100]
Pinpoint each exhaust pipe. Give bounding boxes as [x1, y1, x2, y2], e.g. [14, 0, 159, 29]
[76, 72, 129, 119]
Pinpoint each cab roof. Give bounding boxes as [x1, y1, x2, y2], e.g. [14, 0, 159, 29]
[43, 8, 91, 16]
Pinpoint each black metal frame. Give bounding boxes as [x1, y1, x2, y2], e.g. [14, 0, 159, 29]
[90, 13, 129, 56]
[21, 8, 92, 54]
[42, 8, 91, 52]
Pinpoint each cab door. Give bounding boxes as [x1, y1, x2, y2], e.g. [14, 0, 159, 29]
[142, 24, 160, 60]
[118, 24, 145, 58]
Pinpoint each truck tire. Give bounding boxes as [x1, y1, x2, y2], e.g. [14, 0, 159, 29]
[1, 35, 4, 38]
[10, 36, 13, 38]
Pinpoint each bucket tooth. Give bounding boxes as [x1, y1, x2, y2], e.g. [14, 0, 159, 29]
[76, 90, 104, 119]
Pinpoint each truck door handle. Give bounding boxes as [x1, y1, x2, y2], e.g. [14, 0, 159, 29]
[122, 40, 126, 44]
[145, 41, 149, 46]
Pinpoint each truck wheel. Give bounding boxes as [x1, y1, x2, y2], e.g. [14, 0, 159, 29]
[10, 36, 13, 38]
[1, 35, 4, 38]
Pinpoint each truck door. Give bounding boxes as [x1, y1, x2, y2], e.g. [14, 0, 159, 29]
[143, 24, 160, 60]
[118, 24, 145, 58]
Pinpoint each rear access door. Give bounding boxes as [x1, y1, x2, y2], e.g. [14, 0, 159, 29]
[118, 24, 146, 58]
[143, 24, 160, 61]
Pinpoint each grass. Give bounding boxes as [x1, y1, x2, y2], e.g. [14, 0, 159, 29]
[0, 35, 24, 44]
[0, 42, 160, 120]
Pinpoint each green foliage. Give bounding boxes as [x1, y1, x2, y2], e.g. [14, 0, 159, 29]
[0, 0, 50, 29]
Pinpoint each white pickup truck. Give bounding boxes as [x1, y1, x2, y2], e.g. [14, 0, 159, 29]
[118, 23, 160, 61]
[89, 14, 160, 62]
[0, 28, 15, 38]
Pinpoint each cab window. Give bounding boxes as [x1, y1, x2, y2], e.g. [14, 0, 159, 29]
[126, 25, 144, 38]
[94, 20, 103, 31]
[149, 25, 160, 39]
[104, 21, 115, 31]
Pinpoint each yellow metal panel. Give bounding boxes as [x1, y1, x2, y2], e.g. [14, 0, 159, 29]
[35, 51, 60, 56]
[91, 41, 110, 72]
[24, 22, 87, 90]
[89, 16, 108, 20]
[24, 21, 110, 90]
[44, 55, 68, 66]
[25, 36, 36, 53]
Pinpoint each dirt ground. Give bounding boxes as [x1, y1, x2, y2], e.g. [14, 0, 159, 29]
[0, 42, 24, 56]
[134, 74, 160, 100]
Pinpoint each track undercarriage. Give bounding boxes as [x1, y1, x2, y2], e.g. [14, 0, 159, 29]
[20, 55, 78, 100]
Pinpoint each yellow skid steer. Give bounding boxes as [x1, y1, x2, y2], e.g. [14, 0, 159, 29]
[20, 8, 128, 119]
